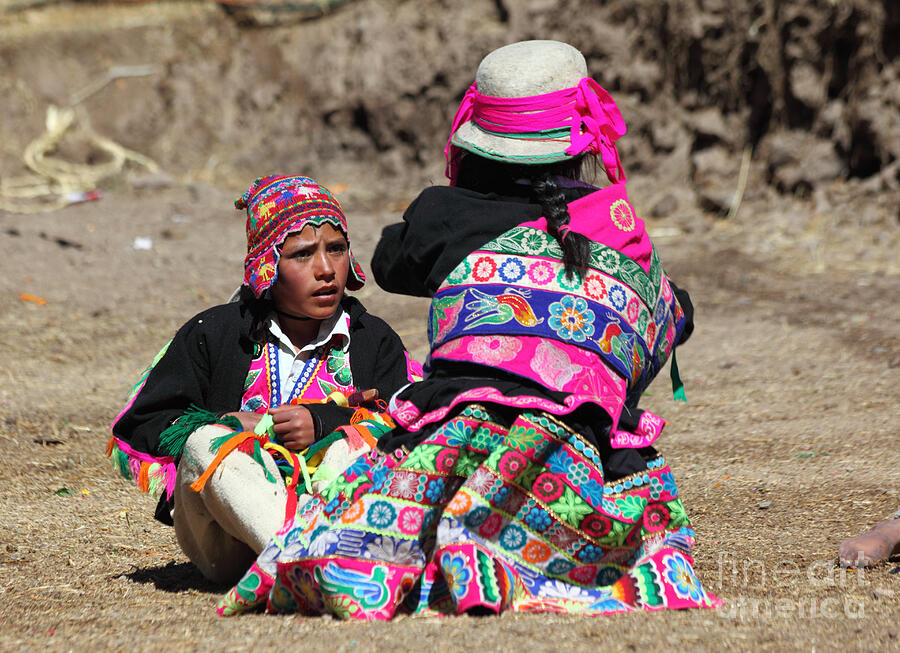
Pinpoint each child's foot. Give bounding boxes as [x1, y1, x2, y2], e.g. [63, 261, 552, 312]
[838, 518, 900, 568]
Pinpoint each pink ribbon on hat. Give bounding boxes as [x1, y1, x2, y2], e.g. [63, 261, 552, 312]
[444, 78, 627, 183]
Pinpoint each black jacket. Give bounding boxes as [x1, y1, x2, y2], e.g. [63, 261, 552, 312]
[112, 295, 414, 458]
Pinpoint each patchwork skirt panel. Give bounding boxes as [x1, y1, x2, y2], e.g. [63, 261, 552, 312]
[218, 404, 719, 618]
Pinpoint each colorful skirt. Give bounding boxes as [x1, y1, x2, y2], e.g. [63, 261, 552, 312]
[218, 404, 719, 618]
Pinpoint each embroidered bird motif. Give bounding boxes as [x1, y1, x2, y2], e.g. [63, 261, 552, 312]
[463, 288, 543, 329]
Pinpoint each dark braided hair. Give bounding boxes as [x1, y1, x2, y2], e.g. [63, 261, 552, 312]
[455, 153, 595, 278]
[237, 285, 273, 349]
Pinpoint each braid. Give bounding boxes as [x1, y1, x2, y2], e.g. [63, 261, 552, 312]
[532, 173, 592, 278]
[239, 285, 272, 347]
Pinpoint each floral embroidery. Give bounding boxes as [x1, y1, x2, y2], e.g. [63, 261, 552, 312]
[532, 473, 564, 503]
[367, 501, 397, 529]
[445, 258, 472, 285]
[608, 285, 627, 311]
[664, 554, 704, 601]
[528, 340, 582, 390]
[472, 256, 497, 282]
[556, 267, 582, 290]
[547, 558, 575, 575]
[566, 462, 591, 487]
[498, 451, 527, 479]
[425, 478, 445, 502]
[397, 507, 423, 535]
[522, 540, 552, 563]
[610, 199, 636, 231]
[548, 295, 596, 343]
[598, 249, 620, 274]
[583, 274, 607, 301]
[642, 503, 671, 533]
[499, 524, 527, 550]
[388, 471, 419, 500]
[526, 260, 554, 285]
[446, 491, 472, 516]
[325, 349, 352, 386]
[441, 552, 473, 601]
[524, 507, 553, 531]
[497, 257, 526, 283]
[626, 297, 640, 323]
[466, 336, 522, 366]
[581, 513, 613, 538]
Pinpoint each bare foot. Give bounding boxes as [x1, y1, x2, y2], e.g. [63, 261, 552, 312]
[838, 518, 900, 568]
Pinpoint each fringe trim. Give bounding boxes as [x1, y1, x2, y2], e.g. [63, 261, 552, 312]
[106, 436, 177, 499]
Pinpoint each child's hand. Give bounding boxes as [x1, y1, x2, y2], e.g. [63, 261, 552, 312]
[268, 404, 316, 450]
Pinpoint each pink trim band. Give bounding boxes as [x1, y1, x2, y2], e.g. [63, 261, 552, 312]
[445, 78, 627, 183]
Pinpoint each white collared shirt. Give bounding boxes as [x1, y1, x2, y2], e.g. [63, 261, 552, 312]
[267, 307, 350, 404]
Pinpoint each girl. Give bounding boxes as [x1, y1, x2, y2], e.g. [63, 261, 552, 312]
[109, 175, 421, 584]
[220, 41, 718, 617]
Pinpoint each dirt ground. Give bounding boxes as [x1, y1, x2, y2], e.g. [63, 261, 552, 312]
[1, 2, 898, 651]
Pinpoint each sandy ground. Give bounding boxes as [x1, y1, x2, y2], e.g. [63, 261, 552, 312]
[0, 175, 898, 651]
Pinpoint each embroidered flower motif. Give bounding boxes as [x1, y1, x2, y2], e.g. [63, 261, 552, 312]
[592, 566, 619, 587]
[434, 448, 459, 474]
[466, 467, 496, 494]
[445, 491, 472, 516]
[598, 249, 620, 274]
[466, 335, 522, 366]
[441, 551, 473, 601]
[367, 500, 396, 529]
[532, 473, 564, 503]
[341, 501, 365, 524]
[526, 260, 554, 285]
[610, 199, 636, 231]
[523, 507, 553, 532]
[425, 478, 445, 502]
[472, 426, 501, 451]
[548, 295, 596, 343]
[497, 257, 526, 283]
[519, 229, 551, 255]
[388, 470, 419, 500]
[522, 540, 552, 563]
[491, 485, 509, 507]
[539, 579, 594, 600]
[497, 451, 528, 480]
[583, 274, 608, 301]
[547, 558, 575, 576]
[442, 419, 473, 447]
[664, 553, 704, 601]
[499, 524, 527, 550]
[504, 424, 542, 454]
[581, 513, 613, 538]
[366, 536, 421, 565]
[578, 544, 604, 563]
[608, 285, 627, 311]
[568, 564, 598, 584]
[479, 512, 503, 538]
[464, 506, 491, 528]
[472, 256, 497, 282]
[446, 259, 472, 285]
[551, 488, 594, 526]
[529, 340, 582, 391]
[642, 503, 671, 533]
[626, 297, 640, 323]
[566, 462, 592, 487]
[397, 507, 423, 535]
[646, 322, 657, 345]
[547, 449, 574, 476]
[556, 266, 582, 290]
[660, 471, 677, 496]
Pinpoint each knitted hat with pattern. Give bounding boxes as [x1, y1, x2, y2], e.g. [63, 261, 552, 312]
[236, 175, 365, 297]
